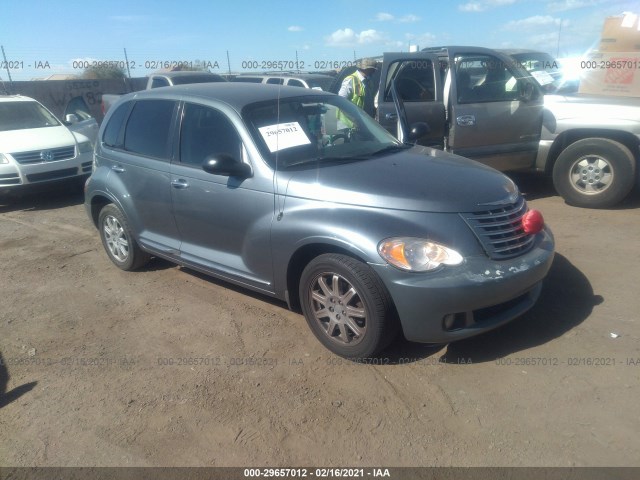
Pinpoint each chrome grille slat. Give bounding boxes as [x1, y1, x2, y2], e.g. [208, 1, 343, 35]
[461, 196, 535, 260]
[11, 146, 76, 164]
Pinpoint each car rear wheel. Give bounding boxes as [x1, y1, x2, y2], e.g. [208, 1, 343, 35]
[552, 138, 636, 208]
[98, 204, 150, 271]
[299, 253, 398, 359]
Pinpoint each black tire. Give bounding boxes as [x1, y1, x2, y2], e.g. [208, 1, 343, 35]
[98, 204, 150, 271]
[552, 138, 636, 208]
[299, 253, 398, 359]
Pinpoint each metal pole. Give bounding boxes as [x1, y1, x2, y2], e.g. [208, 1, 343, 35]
[227, 50, 231, 75]
[1, 46, 14, 83]
[123, 48, 132, 78]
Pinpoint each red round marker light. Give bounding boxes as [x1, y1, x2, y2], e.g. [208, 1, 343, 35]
[522, 209, 544, 234]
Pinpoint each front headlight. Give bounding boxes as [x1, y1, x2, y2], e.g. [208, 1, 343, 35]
[0, 153, 9, 164]
[378, 237, 463, 272]
[77, 141, 93, 154]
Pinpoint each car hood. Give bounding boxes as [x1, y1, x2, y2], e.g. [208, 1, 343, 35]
[0, 126, 77, 153]
[283, 146, 519, 213]
[544, 93, 640, 122]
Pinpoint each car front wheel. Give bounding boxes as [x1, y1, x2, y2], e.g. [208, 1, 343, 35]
[299, 253, 398, 359]
[98, 204, 150, 271]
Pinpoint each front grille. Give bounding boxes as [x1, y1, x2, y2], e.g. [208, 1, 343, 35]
[461, 196, 535, 260]
[11, 146, 76, 164]
[26, 168, 78, 183]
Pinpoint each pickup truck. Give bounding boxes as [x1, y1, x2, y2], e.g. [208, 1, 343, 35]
[101, 71, 226, 115]
[343, 46, 640, 208]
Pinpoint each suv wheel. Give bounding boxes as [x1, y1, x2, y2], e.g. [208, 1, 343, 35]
[98, 204, 150, 271]
[299, 254, 398, 359]
[552, 138, 636, 208]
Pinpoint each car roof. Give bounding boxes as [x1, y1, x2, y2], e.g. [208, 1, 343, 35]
[151, 71, 224, 78]
[127, 82, 330, 111]
[234, 73, 333, 80]
[0, 95, 38, 103]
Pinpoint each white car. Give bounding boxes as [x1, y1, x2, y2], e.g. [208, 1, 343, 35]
[0, 95, 94, 192]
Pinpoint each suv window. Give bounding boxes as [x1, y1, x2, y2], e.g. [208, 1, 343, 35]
[455, 54, 519, 104]
[266, 78, 284, 85]
[150, 77, 170, 88]
[384, 60, 436, 102]
[124, 100, 175, 159]
[287, 79, 305, 88]
[103, 101, 132, 147]
[179, 103, 242, 167]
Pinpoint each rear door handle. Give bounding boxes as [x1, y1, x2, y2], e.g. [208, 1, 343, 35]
[456, 115, 476, 127]
[171, 179, 189, 189]
[111, 165, 125, 173]
[385, 113, 398, 120]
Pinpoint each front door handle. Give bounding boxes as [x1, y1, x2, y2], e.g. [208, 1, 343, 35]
[171, 179, 189, 189]
[385, 112, 398, 120]
[111, 165, 125, 173]
[456, 115, 476, 127]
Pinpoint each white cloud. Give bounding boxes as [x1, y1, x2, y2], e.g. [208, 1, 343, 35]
[325, 28, 385, 47]
[376, 12, 394, 21]
[399, 14, 421, 23]
[459, 0, 517, 12]
[405, 32, 437, 47]
[546, 0, 601, 12]
[505, 15, 563, 30]
[288, 25, 303, 32]
[375, 12, 420, 23]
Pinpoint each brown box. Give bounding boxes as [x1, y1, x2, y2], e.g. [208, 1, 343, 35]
[578, 51, 640, 97]
[599, 14, 640, 52]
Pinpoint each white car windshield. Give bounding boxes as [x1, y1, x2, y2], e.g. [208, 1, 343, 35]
[243, 94, 404, 168]
[0, 101, 60, 131]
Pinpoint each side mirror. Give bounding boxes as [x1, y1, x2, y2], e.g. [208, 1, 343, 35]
[202, 154, 252, 178]
[65, 113, 79, 124]
[407, 122, 430, 142]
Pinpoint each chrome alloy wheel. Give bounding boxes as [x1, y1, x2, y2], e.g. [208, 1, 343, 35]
[102, 215, 130, 262]
[569, 155, 613, 195]
[308, 272, 367, 346]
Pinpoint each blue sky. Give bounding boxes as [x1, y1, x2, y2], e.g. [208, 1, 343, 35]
[1, 0, 638, 80]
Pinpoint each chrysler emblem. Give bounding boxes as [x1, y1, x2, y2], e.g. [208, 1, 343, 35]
[40, 150, 54, 162]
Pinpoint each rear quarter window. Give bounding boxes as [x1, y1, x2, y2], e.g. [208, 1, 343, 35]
[123, 100, 176, 159]
[102, 101, 132, 148]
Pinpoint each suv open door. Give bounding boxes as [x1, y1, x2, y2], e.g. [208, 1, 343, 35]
[380, 47, 544, 171]
[377, 52, 446, 149]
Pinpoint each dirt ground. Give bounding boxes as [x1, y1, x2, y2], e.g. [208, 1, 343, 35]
[1, 174, 639, 468]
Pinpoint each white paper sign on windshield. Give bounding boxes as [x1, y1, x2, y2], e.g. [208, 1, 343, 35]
[531, 70, 555, 86]
[258, 122, 311, 153]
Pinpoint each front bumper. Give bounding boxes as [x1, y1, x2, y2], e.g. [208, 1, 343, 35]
[0, 151, 93, 189]
[370, 228, 555, 344]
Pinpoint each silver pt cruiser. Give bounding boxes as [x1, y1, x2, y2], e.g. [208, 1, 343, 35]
[85, 83, 554, 359]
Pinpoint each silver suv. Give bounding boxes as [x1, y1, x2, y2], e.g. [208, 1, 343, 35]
[0, 95, 94, 192]
[232, 73, 334, 91]
[85, 83, 554, 358]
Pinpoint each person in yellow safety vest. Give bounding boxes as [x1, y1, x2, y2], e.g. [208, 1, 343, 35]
[337, 58, 377, 129]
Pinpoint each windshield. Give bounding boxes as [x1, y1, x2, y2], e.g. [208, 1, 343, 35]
[0, 101, 61, 131]
[243, 94, 402, 169]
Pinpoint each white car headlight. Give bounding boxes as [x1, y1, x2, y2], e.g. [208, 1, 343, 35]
[0, 153, 9, 164]
[378, 237, 463, 272]
[78, 141, 93, 154]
